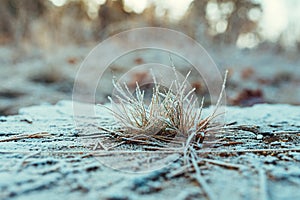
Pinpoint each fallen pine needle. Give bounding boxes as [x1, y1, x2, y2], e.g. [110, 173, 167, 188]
[190, 150, 217, 200]
[202, 158, 245, 170]
[0, 132, 52, 142]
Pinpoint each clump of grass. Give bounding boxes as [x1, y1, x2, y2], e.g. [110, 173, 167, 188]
[104, 67, 228, 150]
[101, 67, 227, 199]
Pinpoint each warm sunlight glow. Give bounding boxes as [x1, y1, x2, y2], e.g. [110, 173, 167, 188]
[259, 0, 288, 42]
[258, 0, 300, 47]
[85, 0, 107, 19]
[124, 0, 148, 14]
[49, 0, 67, 7]
[124, 0, 194, 20]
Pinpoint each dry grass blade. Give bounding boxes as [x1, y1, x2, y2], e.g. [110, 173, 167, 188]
[190, 148, 217, 200]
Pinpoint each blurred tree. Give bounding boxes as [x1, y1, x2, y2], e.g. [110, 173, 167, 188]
[0, 0, 46, 44]
[97, 0, 136, 39]
[184, 0, 261, 46]
[3, 0, 298, 51]
[0, 0, 14, 42]
[219, 0, 261, 44]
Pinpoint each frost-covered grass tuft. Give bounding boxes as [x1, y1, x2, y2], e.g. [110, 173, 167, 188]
[104, 67, 228, 149]
[100, 67, 228, 193]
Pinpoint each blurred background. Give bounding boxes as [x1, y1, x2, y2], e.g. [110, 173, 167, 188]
[0, 0, 300, 115]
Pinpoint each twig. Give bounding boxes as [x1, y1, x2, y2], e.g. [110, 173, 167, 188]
[168, 157, 245, 179]
[0, 132, 52, 142]
[203, 141, 244, 146]
[190, 150, 217, 200]
[167, 163, 196, 178]
[144, 146, 184, 151]
[106, 141, 126, 150]
[202, 158, 245, 170]
[97, 126, 118, 133]
[79, 133, 111, 138]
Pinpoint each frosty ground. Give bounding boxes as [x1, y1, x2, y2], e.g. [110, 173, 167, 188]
[0, 101, 300, 200]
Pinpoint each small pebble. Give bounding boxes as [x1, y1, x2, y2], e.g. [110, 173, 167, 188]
[256, 134, 263, 140]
